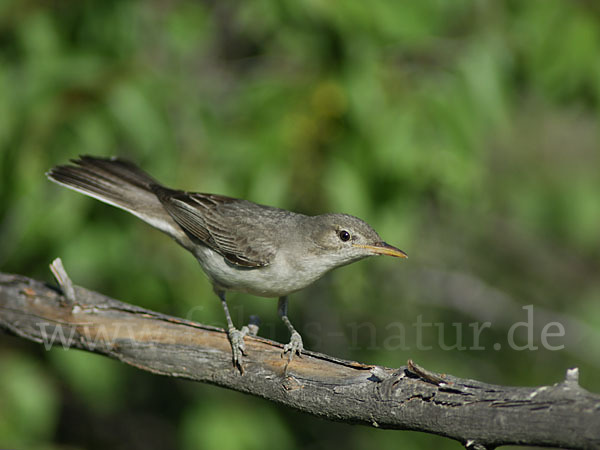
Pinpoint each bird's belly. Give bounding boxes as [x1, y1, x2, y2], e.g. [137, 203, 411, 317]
[194, 247, 320, 298]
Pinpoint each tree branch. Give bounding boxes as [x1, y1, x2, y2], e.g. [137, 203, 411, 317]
[1, 261, 599, 449]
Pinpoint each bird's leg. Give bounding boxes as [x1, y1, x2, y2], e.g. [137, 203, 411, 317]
[215, 289, 247, 373]
[278, 296, 303, 363]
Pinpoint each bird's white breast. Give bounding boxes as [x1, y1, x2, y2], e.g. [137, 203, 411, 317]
[192, 246, 326, 298]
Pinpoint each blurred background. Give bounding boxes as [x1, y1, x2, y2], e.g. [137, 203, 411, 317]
[1, 0, 599, 449]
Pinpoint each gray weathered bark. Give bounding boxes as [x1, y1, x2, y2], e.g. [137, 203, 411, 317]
[0, 261, 599, 449]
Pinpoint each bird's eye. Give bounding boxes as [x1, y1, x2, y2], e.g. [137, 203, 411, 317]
[338, 230, 351, 242]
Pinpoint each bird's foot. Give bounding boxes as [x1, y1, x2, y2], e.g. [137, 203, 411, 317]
[226, 316, 260, 374]
[282, 330, 303, 364]
[227, 326, 247, 374]
[241, 315, 261, 337]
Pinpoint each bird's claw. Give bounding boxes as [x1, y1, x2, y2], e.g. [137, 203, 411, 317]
[282, 330, 303, 363]
[228, 327, 247, 373]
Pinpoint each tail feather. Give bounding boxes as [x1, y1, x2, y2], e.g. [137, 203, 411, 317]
[75, 155, 159, 190]
[47, 156, 186, 243]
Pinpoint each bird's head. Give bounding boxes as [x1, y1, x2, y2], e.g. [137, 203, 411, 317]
[307, 213, 407, 269]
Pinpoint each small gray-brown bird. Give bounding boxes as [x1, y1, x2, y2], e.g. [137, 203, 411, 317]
[47, 156, 407, 371]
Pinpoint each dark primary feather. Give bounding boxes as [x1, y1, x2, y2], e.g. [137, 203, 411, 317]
[151, 185, 278, 268]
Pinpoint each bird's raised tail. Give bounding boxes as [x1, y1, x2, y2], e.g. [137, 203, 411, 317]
[47, 155, 186, 241]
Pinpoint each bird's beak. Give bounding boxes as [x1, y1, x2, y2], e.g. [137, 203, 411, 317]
[353, 242, 408, 258]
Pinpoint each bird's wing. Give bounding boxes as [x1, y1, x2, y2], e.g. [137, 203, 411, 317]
[152, 187, 275, 268]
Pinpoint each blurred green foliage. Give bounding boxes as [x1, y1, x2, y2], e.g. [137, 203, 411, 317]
[1, 1, 600, 449]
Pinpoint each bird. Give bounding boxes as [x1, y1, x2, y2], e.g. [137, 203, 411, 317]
[47, 156, 407, 372]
